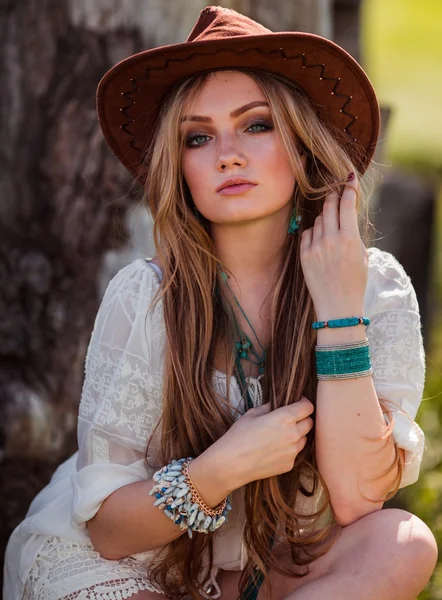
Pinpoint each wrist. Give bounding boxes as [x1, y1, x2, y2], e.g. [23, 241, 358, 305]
[188, 451, 237, 509]
[316, 324, 367, 346]
[314, 306, 365, 323]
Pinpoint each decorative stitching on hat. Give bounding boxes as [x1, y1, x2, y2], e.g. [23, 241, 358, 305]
[298, 59, 358, 140]
[120, 78, 140, 145]
[118, 47, 360, 154]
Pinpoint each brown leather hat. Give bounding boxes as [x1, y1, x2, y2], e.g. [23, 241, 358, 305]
[96, 5, 380, 185]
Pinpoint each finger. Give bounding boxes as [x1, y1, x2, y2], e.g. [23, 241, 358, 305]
[289, 397, 315, 421]
[300, 227, 313, 251]
[312, 214, 323, 245]
[322, 189, 340, 235]
[297, 416, 314, 438]
[248, 402, 271, 415]
[339, 175, 359, 235]
[295, 436, 308, 453]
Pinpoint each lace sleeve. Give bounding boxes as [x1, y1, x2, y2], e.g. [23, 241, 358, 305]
[72, 259, 165, 528]
[365, 248, 426, 489]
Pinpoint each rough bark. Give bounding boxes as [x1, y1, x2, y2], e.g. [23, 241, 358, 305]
[0, 0, 143, 463]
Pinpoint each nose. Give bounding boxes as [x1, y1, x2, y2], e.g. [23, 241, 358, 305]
[216, 135, 247, 172]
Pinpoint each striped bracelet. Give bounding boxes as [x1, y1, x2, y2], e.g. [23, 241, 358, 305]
[315, 338, 373, 380]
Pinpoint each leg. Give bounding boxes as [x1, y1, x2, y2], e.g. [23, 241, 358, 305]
[133, 511, 438, 600]
[261, 508, 437, 600]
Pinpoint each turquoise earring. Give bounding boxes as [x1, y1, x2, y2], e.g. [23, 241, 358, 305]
[288, 209, 302, 234]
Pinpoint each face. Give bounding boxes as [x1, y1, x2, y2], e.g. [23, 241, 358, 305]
[180, 71, 297, 227]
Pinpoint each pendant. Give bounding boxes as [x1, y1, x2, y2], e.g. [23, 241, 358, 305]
[237, 334, 252, 360]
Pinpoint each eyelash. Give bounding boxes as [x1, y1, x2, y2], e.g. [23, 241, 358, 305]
[185, 120, 274, 148]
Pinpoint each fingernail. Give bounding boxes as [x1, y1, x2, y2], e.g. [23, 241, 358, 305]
[346, 172, 355, 182]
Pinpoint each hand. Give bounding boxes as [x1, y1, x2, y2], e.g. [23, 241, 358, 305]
[204, 398, 315, 490]
[299, 173, 369, 321]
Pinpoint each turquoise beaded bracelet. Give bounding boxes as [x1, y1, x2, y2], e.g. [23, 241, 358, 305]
[315, 338, 373, 380]
[312, 317, 370, 330]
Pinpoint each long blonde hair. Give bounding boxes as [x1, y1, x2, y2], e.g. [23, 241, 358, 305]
[141, 69, 403, 600]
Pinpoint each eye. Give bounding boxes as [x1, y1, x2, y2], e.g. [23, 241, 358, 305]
[185, 133, 211, 148]
[246, 120, 274, 134]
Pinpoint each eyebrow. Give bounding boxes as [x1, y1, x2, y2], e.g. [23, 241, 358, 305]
[180, 101, 270, 123]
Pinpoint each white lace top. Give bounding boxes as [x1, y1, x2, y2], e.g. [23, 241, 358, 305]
[3, 247, 426, 600]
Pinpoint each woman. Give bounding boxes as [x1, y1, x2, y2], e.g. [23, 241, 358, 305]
[4, 6, 437, 600]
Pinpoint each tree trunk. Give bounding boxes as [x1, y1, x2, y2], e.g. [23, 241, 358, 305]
[0, 0, 207, 579]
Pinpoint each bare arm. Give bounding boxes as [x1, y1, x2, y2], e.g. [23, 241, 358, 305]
[87, 451, 234, 560]
[88, 398, 314, 559]
[315, 325, 403, 527]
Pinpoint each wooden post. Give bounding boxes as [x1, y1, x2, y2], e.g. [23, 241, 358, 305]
[332, 0, 362, 61]
[245, 0, 332, 37]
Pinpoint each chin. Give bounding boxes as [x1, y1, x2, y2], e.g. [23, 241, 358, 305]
[214, 213, 272, 225]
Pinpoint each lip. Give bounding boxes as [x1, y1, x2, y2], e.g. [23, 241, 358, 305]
[216, 177, 257, 193]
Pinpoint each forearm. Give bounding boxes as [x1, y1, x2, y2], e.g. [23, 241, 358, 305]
[315, 325, 401, 527]
[87, 452, 234, 559]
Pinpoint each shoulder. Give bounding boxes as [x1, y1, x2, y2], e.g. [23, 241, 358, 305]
[367, 247, 411, 287]
[100, 257, 163, 320]
[107, 257, 161, 293]
[365, 247, 418, 315]
[149, 255, 163, 271]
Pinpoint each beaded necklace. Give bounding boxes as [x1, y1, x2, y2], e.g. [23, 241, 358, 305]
[219, 270, 275, 600]
[219, 271, 266, 405]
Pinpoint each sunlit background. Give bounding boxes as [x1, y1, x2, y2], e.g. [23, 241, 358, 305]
[364, 1, 442, 597]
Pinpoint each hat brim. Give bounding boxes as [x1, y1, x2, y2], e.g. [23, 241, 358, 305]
[97, 32, 380, 184]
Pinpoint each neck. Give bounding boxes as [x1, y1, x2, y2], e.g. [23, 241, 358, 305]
[210, 211, 289, 289]
[209, 211, 292, 380]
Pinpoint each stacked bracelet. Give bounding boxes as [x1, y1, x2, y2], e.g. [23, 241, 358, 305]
[312, 315, 373, 380]
[315, 338, 373, 380]
[149, 458, 232, 539]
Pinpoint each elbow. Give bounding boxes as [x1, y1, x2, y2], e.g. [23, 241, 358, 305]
[86, 516, 124, 561]
[86, 515, 160, 559]
[331, 496, 384, 528]
[332, 502, 384, 527]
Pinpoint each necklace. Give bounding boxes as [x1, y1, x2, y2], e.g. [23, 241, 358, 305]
[218, 270, 274, 600]
[219, 270, 267, 410]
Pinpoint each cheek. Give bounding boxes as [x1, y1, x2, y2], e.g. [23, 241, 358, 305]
[264, 142, 296, 192]
[251, 134, 292, 173]
[182, 153, 207, 196]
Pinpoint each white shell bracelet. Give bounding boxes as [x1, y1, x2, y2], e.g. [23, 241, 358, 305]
[149, 457, 232, 538]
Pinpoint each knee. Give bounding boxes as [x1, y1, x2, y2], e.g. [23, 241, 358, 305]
[378, 509, 438, 585]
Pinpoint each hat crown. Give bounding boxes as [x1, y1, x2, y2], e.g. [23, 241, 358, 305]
[186, 5, 272, 42]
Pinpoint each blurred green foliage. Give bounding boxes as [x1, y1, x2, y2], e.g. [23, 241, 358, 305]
[402, 187, 442, 599]
[363, 0, 442, 176]
[363, 2, 442, 597]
